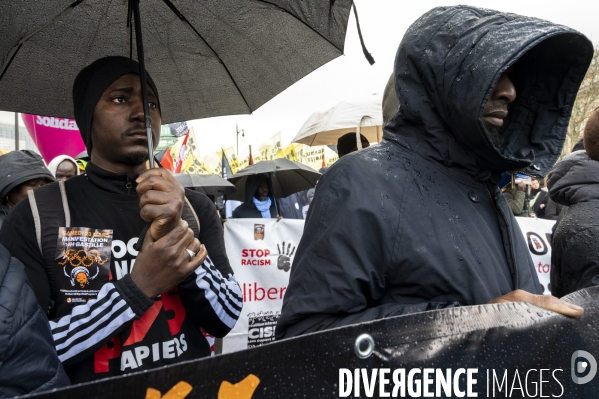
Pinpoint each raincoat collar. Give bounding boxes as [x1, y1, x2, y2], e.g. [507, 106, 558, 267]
[384, 5, 593, 179]
[84, 162, 140, 196]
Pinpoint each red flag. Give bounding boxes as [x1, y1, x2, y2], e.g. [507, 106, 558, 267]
[321, 153, 326, 168]
[159, 148, 175, 172]
[174, 129, 190, 173]
[249, 145, 254, 165]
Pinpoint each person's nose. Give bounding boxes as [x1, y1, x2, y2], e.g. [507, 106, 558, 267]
[492, 72, 517, 104]
[130, 96, 145, 122]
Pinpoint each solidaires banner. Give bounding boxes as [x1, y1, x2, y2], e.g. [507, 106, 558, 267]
[222, 218, 304, 353]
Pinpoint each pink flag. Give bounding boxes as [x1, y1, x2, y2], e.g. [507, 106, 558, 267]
[22, 114, 86, 162]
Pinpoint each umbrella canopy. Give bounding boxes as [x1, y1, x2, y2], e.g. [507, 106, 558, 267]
[174, 173, 236, 197]
[0, 1, 354, 125]
[227, 159, 320, 201]
[292, 96, 383, 146]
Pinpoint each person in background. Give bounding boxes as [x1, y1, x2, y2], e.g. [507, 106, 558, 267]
[304, 167, 327, 219]
[0, 150, 54, 227]
[548, 107, 599, 296]
[499, 173, 529, 216]
[528, 177, 544, 217]
[47, 155, 80, 181]
[233, 174, 281, 219]
[336, 132, 370, 158]
[0, 244, 69, 396]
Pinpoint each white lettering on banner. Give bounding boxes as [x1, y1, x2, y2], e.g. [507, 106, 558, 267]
[339, 368, 479, 398]
[35, 115, 78, 130]
[120, 334, 188, 371]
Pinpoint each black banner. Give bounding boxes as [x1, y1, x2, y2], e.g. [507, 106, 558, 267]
[27, 287, 599, 398]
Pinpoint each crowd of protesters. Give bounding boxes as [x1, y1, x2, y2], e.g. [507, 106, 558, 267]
[1, 5, 599, 397]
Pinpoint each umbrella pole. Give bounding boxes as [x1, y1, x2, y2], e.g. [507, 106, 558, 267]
[271, 172, 279, 217]
[131, 0, 155, 169]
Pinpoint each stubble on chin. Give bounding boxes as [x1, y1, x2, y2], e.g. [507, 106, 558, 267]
[484, 124, 503, 150]
[124, 151, 149, 165]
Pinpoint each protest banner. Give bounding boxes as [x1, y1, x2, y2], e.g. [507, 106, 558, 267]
[22, 114, 85, 161]
[28, 287, 599, 398]
[515, 217, 556, 294]
[221, 218, 304, 354]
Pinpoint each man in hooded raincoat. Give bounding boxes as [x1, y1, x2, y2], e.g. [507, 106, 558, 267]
[233, 174, 279, 219]
[276, 6, 593, 339]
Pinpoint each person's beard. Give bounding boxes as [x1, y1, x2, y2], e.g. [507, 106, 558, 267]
[124, 150, 149, 165]
[258, 193, 269, 201]
[484, 123, 504, 151]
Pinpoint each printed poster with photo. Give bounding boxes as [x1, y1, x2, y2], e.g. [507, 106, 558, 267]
[222, 218, 304, 353]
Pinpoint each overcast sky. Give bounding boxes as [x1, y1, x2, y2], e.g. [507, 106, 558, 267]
[2, 1, 598, 158]
[186, 0, 599, 158]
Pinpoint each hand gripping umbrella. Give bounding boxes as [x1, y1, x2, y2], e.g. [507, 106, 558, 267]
[0, 0, 374, 166]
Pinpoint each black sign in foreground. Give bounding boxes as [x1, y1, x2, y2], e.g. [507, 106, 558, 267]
[26, 287, 599, 398]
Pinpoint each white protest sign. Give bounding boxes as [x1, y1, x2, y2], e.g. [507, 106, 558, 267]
[222, 218, 304, 353]
[514, 217, 556, 295]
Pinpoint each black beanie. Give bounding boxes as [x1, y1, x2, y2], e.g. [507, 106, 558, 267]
[72, 56, 161, 152]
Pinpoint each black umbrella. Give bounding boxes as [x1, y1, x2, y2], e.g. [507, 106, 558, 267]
[227, 159, 320, 202]
[174, 173, 236, 197]
[0, 1, 372, 167]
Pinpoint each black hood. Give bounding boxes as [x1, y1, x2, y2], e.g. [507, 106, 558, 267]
[243, 174, 273, 205]
[548, 150, 599, 206]
[384, 6, 593, 178]
[0, 150, 54, 198]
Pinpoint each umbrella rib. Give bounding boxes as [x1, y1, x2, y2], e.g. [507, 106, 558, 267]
[249, 0, 340, 51]
[160, 0, 251, 113]
[1, 0, 86, 81]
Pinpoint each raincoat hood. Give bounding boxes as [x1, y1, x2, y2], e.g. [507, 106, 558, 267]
[0, 150, 54, 198]
[243, 174, 274, 205]
[47, 155, 80, 178]
[548, 150, 599, 206]
[384, 5, 593, 178]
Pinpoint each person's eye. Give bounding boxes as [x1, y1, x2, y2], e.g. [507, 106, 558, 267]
[111, 97, 126, 104]
[149, 101, 158, 109]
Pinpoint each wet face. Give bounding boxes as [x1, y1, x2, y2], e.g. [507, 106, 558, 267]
[482, 68, 517, 149]
[55, 160, 78, 181]
[6, 178, 50, 207]
[254, 180, 270, 201]
[90, 73, 161, 172]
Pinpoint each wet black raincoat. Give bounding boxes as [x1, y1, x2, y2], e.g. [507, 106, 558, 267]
[548, 151, 599, 297]
[276, 6, 593, 339]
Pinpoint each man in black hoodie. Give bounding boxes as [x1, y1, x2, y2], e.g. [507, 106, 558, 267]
[0, 57, 242, 383]
[276, 6, 593, 339]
